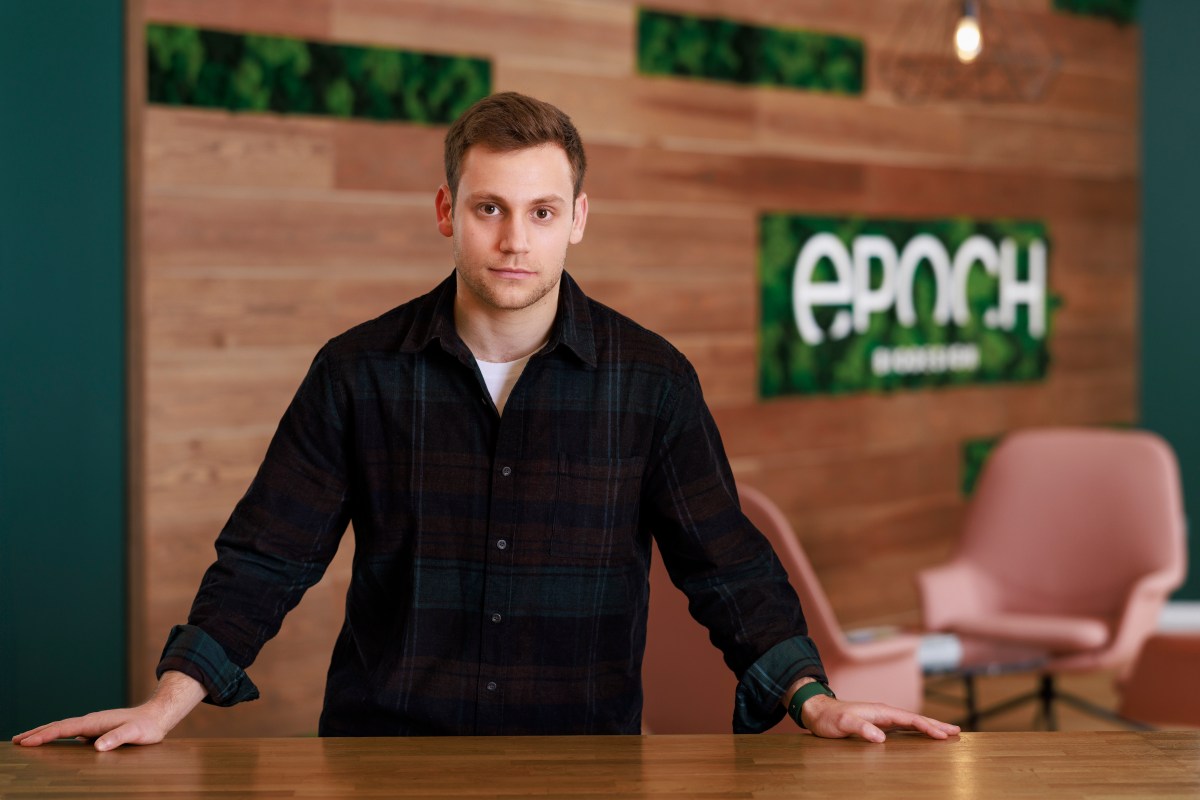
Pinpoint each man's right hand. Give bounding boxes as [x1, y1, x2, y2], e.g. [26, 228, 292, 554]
[10, 670, 207, 751]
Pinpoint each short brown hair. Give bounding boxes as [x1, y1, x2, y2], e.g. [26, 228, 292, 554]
[443, 91, 587, 201]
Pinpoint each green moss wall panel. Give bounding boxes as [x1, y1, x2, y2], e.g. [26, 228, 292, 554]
[1054, 0, 1139, 24]
[637, 8, 864, 95]
[146, 24, 490, 122]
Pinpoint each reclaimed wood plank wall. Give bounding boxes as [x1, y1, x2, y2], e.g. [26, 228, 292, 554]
[129, 0, 1139, 734]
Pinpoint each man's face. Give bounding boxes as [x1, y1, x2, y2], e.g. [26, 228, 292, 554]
[436, 144, 587, 317]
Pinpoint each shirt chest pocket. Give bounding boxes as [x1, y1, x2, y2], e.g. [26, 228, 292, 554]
[551, 453, 645, 562]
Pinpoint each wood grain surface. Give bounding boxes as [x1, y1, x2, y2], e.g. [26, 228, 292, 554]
[5, 733, 1199, 798]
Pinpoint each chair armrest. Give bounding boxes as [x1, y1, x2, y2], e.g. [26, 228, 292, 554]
[841, 633, 921, 665]
[829, 633, 924, 711]
[916, 561, 986, 631]
[1105, 566, 1188, 677]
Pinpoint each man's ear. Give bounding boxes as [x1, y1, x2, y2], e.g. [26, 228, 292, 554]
[435, 184, 454, 238]
[569, 192, 588, 245]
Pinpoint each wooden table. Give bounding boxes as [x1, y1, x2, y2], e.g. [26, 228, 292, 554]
[4, 732, 1199, 798]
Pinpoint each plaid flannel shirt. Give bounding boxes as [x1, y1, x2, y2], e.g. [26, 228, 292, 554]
[158, 271, 826, 735]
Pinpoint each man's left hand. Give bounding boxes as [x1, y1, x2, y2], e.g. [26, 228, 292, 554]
[798, 693, 961, 743]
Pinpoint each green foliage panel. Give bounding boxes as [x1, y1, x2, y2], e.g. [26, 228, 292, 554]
[1053, 0, 1139, 24]
[759, 215, 1060, 398]
[637, 8, 863, 95]
[961, 436, 1002, 497]
[146, 24, 490, 123]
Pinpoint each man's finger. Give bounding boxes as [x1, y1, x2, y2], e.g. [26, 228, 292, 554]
[15, 730, 54, 746]
[910, 713, 958, 738]
[920, 716, 960, 737]
[12, 722, 56, 743]
[15, 714, 114, 747]
[885, 712, 957, 739]
[95, 722, 137, 752]
[909, 716, 950, 738]
[13, 720, 76, 746]
[858, 720, 886, 743]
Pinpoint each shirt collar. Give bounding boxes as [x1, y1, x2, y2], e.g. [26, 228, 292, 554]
[399, 271, 598, 369]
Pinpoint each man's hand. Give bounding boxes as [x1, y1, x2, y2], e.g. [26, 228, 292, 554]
[11, 671, 206, 751]
[784, 678, 960, 743]
[799, 693, 960, 743]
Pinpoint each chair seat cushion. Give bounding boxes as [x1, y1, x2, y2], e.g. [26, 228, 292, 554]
[949, 613, 1110, 653]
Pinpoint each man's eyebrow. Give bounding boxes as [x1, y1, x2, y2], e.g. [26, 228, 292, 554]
[465, 191, 568, 206]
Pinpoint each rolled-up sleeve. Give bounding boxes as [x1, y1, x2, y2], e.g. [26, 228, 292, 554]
[734, 635, 828, 733]
[157, 624, 260, 706]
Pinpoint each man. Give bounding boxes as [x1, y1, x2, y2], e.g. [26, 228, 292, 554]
[15, 92, 957, 750]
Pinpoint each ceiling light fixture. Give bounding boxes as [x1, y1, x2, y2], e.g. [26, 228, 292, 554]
[955, 0, 983, 63]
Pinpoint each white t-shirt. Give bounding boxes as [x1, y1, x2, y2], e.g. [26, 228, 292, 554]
[476, 353, 535, 415]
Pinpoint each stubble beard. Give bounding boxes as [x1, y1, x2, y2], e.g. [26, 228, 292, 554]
[454, 242, 565, 313]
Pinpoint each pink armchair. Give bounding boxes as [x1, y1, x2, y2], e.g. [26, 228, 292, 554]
[641, 484, 923, 734]
[917, 428, 1187, 729]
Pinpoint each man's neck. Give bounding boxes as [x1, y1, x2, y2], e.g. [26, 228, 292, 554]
[453, 279, 559, 363]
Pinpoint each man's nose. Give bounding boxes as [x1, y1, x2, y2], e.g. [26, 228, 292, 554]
[500, 216, 531, 253]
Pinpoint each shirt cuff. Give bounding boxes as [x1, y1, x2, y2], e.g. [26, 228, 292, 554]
[733, 634, 828, 733]
[156, 624, 261, 707]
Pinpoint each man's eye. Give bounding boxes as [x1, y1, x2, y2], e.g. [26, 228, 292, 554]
[480, 204, 499, 215]
[534, 209, 552, 220]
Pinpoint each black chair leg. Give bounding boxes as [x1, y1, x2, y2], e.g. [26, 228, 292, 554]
[964, 674, 980, 731]
[1038, 674, 1058, 731]
[931, 671, 1156, 731]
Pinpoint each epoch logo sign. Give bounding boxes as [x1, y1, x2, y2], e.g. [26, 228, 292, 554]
[759, 215, 1056, 397]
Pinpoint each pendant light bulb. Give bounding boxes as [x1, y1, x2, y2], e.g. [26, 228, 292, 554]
[955, 1, 983, 64]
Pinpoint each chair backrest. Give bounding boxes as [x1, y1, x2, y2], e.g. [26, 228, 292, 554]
[640, 484, 850, 733]
[958, 428, 1186, 619]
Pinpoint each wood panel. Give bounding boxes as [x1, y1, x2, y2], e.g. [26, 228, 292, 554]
[129, 0, 1142, 736]
[332, 0, 634, 71]
[126, 0, 150, 712]
[145, 0, 334, 38]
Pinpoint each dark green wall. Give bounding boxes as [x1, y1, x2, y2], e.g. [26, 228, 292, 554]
[0, 4, 127, 733]
[1142, 0, 1199, 599]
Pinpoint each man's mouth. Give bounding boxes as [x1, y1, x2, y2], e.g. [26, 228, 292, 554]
[491, 268, 535, 280]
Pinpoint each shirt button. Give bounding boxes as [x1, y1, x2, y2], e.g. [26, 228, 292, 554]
[491, 613, 502, 624]
[501, 466, 512, 477]
[497, 539, 508, 550]
[486, 681, 498, 692]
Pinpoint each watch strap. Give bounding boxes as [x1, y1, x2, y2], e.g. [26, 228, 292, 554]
[787, 681, 835, 726]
